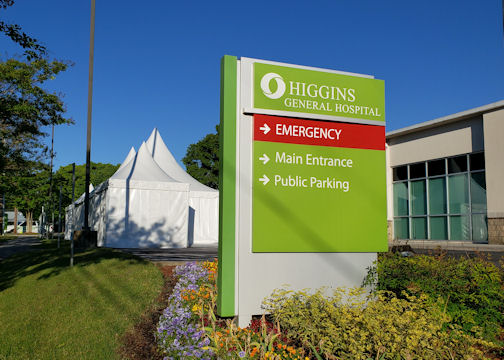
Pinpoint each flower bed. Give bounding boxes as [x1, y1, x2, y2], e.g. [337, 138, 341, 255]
[157, 260, 499, 359]
[157, 261, 305, 359]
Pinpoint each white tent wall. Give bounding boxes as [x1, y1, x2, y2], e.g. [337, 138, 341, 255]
[64, 206, 73, 240]
[146, 129, 219, 246]
[63, 184, 94, 240]
[104, 180, 189, 248]
[188, 192, 219, 246]
[90, 185, 107, 246]
[100, 142, 191, 248]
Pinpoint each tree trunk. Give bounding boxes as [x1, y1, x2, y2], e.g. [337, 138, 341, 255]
[27, 211, 33, 233]
[13, 207, 18, 234]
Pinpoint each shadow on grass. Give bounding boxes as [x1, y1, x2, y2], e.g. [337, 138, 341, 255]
[0, 241, 150, 292]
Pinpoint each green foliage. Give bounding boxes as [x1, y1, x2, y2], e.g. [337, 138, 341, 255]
[0, 0, 47, 60]
[365, 252, 504, 345]
[53, 162, 120, 210]
[263, 287, 497, 360]
[0, 162, 119, 226]
[0, 161, 50, 223]
[182, 125, 219, 189]
[0, 57, 73, 172]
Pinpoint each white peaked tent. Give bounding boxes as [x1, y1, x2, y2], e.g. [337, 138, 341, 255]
[146, 128, 219, 246]
[65, 143, 190, 248]
[102, 141, 190, 248]
[118, 146, 136, 171]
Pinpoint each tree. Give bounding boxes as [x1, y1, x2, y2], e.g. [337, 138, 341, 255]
[183, 125, 219, 189]
[4, 162, 49, 233]
[53, 162, 120, 210]
[0, 0, 47, 60]
[0, 161, 49, 233]
[0, 58, 73, 173]
[0, 162, 119, 232]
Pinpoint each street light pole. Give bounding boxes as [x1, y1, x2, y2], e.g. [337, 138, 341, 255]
[48, 123, 54, 239]
[84, 0, 96, 232]
[70, 163, 75, 266]
[58, 185, 62, 248]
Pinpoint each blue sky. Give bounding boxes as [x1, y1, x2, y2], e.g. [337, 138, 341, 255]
[2, 0, 503, 170]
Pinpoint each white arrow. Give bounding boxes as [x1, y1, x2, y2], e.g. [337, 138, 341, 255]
[259, 175, 270, 185]
[259, 154, 270, 165]
[259, 123, 271, 135]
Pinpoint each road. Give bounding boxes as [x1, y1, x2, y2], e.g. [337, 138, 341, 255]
[0, 235, 42, 261]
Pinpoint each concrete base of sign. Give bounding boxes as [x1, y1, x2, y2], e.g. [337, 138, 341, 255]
[236, 252, 376, 323]
[237, 314, 252, 328]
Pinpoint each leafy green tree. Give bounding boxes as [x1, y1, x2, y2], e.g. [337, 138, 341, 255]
[0, 0, 47, 60]
[53, 162, 120, 211]
[0, 162, 119, 232]
[3, 162, 49, 232]
[0, 161, 49, 233]
[182, 125, 219, 189]
[0, 58, 73, 173]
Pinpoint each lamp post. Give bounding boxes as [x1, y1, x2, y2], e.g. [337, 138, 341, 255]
[83, 0, 96, 233]
[48, 123, 54, 239]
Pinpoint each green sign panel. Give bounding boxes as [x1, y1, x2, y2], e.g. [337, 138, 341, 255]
[254, 62, 385, 122]
[252, 114, 387, 252]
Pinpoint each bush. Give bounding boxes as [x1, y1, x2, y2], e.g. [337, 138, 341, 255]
[263, 287, 496, 360]
[364, 253, 504, 343]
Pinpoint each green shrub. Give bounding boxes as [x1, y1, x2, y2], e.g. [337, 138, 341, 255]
[364, 253, 504, 344]
[263, 287, 496, 360]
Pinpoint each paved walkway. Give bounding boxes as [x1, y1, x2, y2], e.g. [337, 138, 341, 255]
[392, 239, 504, 252]
[119, 245, 218, 265]
[0, 235, 42, 261]
[391, 240, 504, 267]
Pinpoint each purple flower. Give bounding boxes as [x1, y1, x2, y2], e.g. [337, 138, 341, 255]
[239, 350, 246, 358]
[156, 262, 214, 359]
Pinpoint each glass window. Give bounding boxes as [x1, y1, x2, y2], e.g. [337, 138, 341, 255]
[393, 166, 408, 181]
[410, 163, 425, 179]
[430, 216, 448, 240]
[450, 216, 470, 241]
[429, 178, 446, 214]
[393, 182, 409, 216]
[428, 159, 445, 176]
[472, 214, 488, 243]
[411, 180, 426, 215]
[470, 153, 485, 171]
[411, 217, 427, 239]
[448, 174, 469, 214]
[394, 218, 409, 239]
[470, 172, 487, 213]
[392, 152, 486, 243]
[448, 155, 467, 174]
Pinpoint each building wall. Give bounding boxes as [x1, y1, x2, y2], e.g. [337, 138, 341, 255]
[386, 116, 485, 242]
[483, 108, 504, 244]
[388, 116, 483, 167]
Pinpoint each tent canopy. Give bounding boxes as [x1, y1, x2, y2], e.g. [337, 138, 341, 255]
[146, 128, 218, 193]
[109, 141, 188, 191]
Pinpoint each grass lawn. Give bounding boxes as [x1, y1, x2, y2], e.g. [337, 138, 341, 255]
[0, 241, 164, 360]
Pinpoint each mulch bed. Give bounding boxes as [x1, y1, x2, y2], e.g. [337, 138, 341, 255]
[117, 264, 177, 360]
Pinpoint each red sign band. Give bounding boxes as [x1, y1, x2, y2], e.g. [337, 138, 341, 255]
[254, 114, 385, 151]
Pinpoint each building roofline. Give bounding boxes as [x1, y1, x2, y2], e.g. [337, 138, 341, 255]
[386, 100, 504, 139]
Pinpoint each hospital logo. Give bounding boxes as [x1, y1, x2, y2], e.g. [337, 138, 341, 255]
[260, 72, 286, 99]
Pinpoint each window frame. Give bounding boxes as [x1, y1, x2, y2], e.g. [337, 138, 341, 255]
[392, 152, 487, 243]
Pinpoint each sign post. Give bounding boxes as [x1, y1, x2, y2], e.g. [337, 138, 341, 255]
[219, 56, 387, 325]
